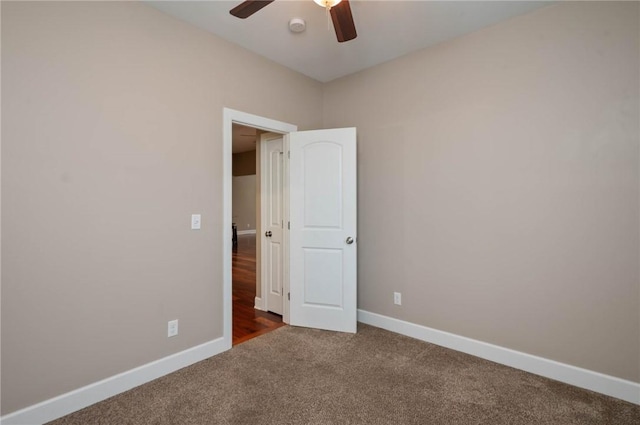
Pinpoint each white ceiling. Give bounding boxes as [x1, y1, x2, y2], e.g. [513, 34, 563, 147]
[148, 1, 552, 83]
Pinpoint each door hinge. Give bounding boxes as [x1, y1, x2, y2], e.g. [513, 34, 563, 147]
[288, 221, 290, 230]
[282, 220, 284, 228]
[288, 292, 290, 301]
[288, 151, 290, 159]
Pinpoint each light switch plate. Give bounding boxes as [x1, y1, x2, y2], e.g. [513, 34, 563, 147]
[168, 319, 178, 337]
[191, 214, 201, 230]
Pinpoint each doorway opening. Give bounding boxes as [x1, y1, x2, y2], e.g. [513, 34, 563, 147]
[231, 124, 285, 345]
[223, 109, 358, 347]
[223, 108, 297, 348]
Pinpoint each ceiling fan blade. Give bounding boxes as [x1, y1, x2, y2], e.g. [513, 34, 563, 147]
[229, 0, 275, 19]
[330, 0, 357, 43]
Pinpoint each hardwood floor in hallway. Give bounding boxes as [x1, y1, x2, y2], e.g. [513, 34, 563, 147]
[233, 233, 286, 345]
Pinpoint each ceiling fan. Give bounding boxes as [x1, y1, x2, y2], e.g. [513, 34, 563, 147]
[229, 0, 357, 43]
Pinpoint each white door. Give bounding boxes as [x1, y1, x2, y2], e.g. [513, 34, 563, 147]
[261, 134, 284, 315]
[289, 128, 357, 333]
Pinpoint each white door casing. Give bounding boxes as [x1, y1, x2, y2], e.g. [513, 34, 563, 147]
[289, 128, 357, 333]
[223, 108, 297, 349]
[261, 133, 284, 315]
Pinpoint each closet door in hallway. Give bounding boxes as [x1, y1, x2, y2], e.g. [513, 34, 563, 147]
[261, 134, 285, 315]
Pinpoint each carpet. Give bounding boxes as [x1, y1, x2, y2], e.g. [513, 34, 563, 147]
[48, 324, 640, 424]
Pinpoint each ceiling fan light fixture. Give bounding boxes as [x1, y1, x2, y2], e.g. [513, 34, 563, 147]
[313, 0, 342, 9]
[229, 0, 356, 43]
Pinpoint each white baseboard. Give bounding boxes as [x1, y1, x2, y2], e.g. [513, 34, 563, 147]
[254, 297, 265, 311]
[1, 337, 228, 425]
[237, 229, 256, 235]
[5, 313, 636, 425]
[357, 309, 640, 405]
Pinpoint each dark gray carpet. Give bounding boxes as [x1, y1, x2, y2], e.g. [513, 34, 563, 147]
[49, 324, 640, 424]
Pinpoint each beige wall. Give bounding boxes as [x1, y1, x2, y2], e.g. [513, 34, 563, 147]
[232, 175, 257, 231]
[1, 1, 322, 414]
[2, 0, 639, 417]
[232, 150, 257, 176]
[323, 1, 639, 382]
[232, 149, 258, 232]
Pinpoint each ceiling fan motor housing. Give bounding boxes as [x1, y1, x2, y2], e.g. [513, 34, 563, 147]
[231, 1, 356, 43]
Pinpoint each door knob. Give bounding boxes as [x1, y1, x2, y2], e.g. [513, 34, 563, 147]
[346, 236, 354, 245]
[265, 231, 272, 237]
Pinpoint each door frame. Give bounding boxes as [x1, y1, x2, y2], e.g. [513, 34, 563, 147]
[222, 108, 297, 349]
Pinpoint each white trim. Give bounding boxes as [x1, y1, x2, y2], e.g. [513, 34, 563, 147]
[357, 310, 640, 405]
[254, 297, 265, 311]
[0, 338, 227, 425]
[237, 229, 256, 235]
[223, 108, 297, 349]
[222, 108, 234, 351]
[282, 134, 290, 324]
